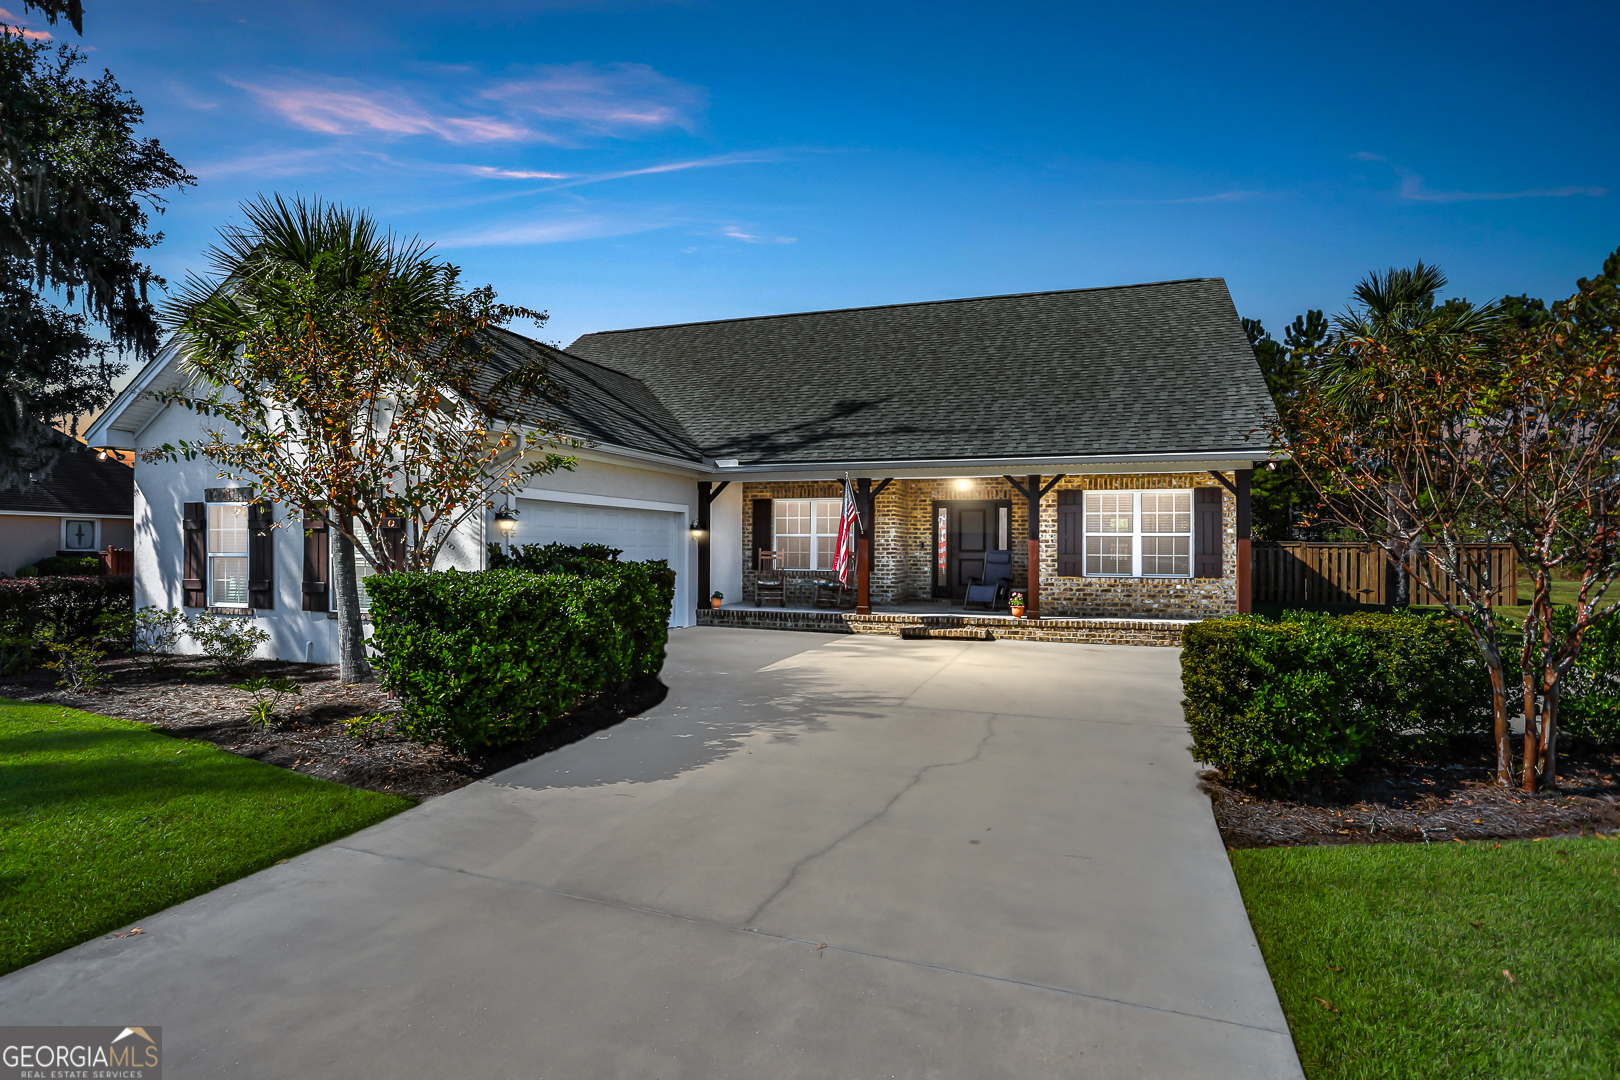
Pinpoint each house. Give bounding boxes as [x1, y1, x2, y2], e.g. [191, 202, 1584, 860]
[84, 278, 1274, 662]
[0, 440, 134, 576]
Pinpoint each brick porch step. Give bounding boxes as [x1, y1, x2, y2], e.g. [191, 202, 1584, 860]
[694, 607, 1190, 646]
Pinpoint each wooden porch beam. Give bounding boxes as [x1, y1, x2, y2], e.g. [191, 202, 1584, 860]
[856, 477, 873, 614]
[702, 480, 730, 505]
[1208, 470, 1239, 497]
[696, 481, 713, 618]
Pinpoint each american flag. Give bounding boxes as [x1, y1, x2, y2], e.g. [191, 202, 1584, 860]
[834, 479, 858, 585]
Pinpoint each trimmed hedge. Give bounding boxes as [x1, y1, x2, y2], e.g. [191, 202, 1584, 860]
[365, 559, 675, 754]
[0, 575, 134, 645]
[1547, 606, 1620, 745]
[1182, 611, 1490, 789]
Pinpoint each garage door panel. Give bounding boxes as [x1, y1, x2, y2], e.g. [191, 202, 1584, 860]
[510, 498, 683, 623]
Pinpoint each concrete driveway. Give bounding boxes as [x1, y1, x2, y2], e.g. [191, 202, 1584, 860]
[2, 628, 1303, 1079]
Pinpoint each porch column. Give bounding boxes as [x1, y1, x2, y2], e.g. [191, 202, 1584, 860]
[696, 481, 712, 618]
[1026, 474, 1041, 620]
[856, 477, 872, 615]
[1236, 468, 1252, 614]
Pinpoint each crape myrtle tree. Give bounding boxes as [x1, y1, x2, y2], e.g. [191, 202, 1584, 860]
[0, 22, 191, 487]
[147, 195, 575, 684]
[1277, 249, 1620, 790]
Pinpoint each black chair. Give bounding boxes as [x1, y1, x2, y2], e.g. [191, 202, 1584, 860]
[962, 549, 1013, 611]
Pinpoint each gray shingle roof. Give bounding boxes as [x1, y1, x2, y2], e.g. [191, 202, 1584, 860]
[484, 328, 704, 462]
[0, 441, 133, 515]
[565, 278, 1274, 465]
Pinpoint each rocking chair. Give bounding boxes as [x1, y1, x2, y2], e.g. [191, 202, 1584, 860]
[962, 549, 1013, 611]
[755, 550, 788, 607]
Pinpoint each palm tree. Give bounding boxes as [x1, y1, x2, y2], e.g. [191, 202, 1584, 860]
[1306, 262, 1500, 606]
[162, 194, 456, 684]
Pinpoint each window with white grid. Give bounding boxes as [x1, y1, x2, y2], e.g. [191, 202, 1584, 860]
[1084, 492, 1134, 576]
[1140, 491, 1192, 577]
[207, 503, 249, 607]
[1083, 490, 1193, 578]
[774, 498, 842, 570]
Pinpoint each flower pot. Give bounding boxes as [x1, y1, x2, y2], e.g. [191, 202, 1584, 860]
[710, 598, 723, 609]
[1009, 606, 1025, 618]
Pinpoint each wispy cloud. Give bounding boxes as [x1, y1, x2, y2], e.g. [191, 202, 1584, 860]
[721, 225, 796, 244]
[542, 151, 786, 192]
[447, 164, 573, 180]
[481, 62, 705, 138]
[230, 78, 532, 144]
[229, 62, 705, 147]
[437, 213, 671, 248]
[1, 23, 50, 39]
[1355, 152, 1608, 203]
[191, 148, 340, 180]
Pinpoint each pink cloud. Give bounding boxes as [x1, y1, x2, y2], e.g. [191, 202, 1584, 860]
[231, 80, 534, 144]
[1, 23, 50, 39]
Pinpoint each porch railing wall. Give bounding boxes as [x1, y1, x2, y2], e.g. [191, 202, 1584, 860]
[1252, 542, 1519, 608]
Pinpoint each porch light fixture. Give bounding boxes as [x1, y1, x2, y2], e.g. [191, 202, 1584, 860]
[494, 509, 517, 536]
[689, 521, 708, 537]
[954, 478, 973, 491]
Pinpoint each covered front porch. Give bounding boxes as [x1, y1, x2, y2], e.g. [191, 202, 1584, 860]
[691, 467, 1256, 625]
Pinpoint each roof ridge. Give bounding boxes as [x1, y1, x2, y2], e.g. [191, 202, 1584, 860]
[575, 278, 1224, 338]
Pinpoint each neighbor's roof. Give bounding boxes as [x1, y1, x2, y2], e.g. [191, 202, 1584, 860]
[567, 278, 1274, 466]
[0, 440, 133, 516]
[483, 329, 705, 462]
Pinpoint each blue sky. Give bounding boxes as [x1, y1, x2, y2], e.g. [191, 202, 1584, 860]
[26, 0, 1619, 356]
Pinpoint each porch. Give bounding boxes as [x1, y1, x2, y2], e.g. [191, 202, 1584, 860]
[694, 471, 1253, 625]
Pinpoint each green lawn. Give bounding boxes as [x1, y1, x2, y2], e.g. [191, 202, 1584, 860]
[1233, 837, 1620, 1079]
[0, 699, 411, 975]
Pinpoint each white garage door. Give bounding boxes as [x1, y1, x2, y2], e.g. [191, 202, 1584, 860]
[510, 498, 685, 624]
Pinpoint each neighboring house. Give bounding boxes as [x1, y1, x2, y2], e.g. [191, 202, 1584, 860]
[85, 277, 1274, 663]
[0, 440, 134, 576]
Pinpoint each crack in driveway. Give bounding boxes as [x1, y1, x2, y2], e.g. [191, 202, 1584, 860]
[740, 712, 999, 927]
[329, 839, 1292, 1038]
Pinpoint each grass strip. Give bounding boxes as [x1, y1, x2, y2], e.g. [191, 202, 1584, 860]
[0, 698, 412, 975]
[1232, 836, 1620, 1079]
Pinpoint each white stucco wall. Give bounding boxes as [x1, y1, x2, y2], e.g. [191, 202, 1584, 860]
[711, 481, 743, 606]
[129, 404, 708, 662]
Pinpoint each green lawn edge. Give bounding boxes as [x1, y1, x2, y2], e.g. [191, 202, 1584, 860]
[0, 698, 414, 976]
[1231, 837, 1620, 1080]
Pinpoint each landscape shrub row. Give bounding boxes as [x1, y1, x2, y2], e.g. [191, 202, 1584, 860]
[0, 576, 133, 647]
[1543, 606, 1620, 745]
[366, 549, 674, 754]
[1182, 611, 1490, 789]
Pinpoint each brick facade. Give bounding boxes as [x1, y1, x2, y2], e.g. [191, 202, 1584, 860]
[738, 472, 1237, 619]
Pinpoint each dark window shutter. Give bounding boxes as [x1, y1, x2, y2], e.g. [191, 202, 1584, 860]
[182, 502, 207, 607]
[1056, 490, 1083, 576]
[302, 512, 330, 612]
[248, 501, 274, 609]
[379, 516, 406, 571]
[1195, 487, 1223, 578]
[751, 498, 772, 569]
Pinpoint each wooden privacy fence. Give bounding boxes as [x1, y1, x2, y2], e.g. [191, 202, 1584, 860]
[99, 546, 133, 576]
[1252, 542, 1519, 608]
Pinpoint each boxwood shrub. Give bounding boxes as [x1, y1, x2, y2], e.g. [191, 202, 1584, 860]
[1182, 611, 1490, 789]
[0, 575, 134, 645]
[1545, 606, 1620, 746]
[364, 559, 675, 754]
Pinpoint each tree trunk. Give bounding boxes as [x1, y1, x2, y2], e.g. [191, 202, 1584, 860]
[1541, 678, 1560, 789]
[1521, 668, 1540, 793]
[1489, 662, 1513, 787]
[331, 516, 373, 685]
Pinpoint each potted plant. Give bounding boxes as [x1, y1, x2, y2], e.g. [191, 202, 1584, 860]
[710, 591, 724, 609]
[1008, 591, 1026, 618]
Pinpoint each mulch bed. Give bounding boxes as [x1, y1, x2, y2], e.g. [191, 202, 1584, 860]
[1204, 739, 1620, 849]
[0, 655, 666, 802]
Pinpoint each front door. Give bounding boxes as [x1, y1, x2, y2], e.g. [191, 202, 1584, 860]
[934, 500, 1010, 599]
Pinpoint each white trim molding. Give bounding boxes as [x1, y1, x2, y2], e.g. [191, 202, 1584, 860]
[513, 488, 692, 515]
